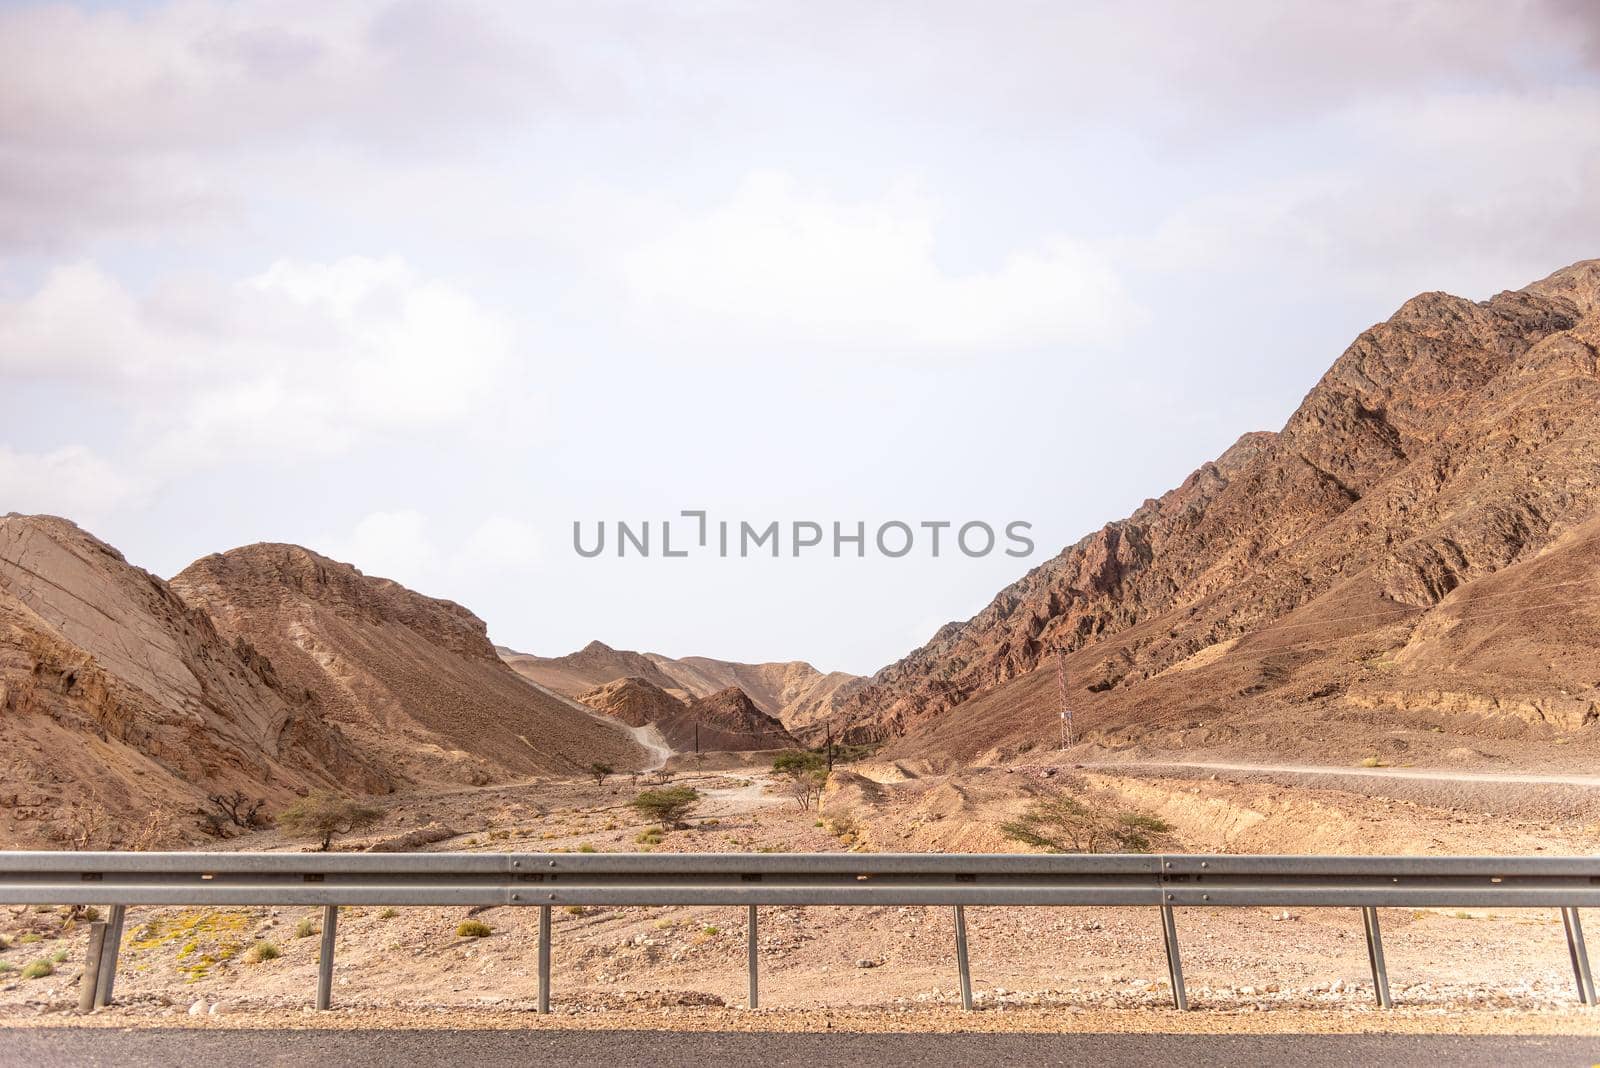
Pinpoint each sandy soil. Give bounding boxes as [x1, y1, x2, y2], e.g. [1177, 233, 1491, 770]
[3, 762, 1598, 1030]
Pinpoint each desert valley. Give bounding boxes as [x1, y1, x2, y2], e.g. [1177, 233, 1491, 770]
[3, 259, 1600, 1031]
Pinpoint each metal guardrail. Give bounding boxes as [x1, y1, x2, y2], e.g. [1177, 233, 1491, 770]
[3, 851, 1597, 1014]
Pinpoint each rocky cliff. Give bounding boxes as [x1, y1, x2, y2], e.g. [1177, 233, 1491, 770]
[0, 515, 386, 848]
[842, 259, 1600, 761]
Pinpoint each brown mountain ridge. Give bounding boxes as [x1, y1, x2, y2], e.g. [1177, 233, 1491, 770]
[841, 258, 1600, 764]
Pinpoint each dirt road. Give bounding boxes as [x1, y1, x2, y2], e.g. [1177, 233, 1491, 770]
[1081, 760, 1600, 788]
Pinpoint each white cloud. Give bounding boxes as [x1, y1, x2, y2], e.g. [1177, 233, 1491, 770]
[459, 517, 541, 575]
[0, 445, 142, 520]
[324, 509, 437, 587]
[0, 256, 512, 470]
[621, 172, 1135, 353]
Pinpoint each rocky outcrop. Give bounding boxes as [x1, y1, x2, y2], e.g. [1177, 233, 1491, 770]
[0, 515, 386, 848]
[577, 676, 688, 729]
[502, 641, 861, 734]
[577, 677, 798, 752]
[841, 259, 1600, 758]
[172, 545, 646, 784]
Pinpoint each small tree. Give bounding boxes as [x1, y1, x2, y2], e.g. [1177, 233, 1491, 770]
[277, 791, 382, 851]
[630, 786, 699, 829]
[589, 762, 614, 786]
[773, 750, 829, 811]
[1000, 784, 1172, 854]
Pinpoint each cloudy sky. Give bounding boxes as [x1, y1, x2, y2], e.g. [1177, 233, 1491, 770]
[2, 1, 1598, 674]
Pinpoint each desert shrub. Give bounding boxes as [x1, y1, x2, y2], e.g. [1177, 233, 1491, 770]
[630, 787, 699, 829]
[20, 959, 53, 980]
[562, 905, 586, 916]
[773, 751, 829, 811]
[49, 948, 68, 964]
[589, 762, 614, 786]
[456, 920, 491, 938]
[378, 908, 399, 920]
[294, 918, 318, 939]
[18, 933, 41, 944]
[578, 843, 597, 853]
[276, 791, 382, 851]
[246, 941, 281, 963]
[635, 827, 664, 846]
[1360, 756, 1386, 768]
[1001, 784, 1173, 854]
[701, 925, 718, 936]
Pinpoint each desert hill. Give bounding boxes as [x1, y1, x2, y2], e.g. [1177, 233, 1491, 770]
[172, 545, 646, 785]
[502, 640, 861, 734]
[841, 258, 1600, 763]
[577, 677, 799, 752]
[0, 515, 386, 848]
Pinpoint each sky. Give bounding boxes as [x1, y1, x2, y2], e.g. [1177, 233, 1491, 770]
[2, 1, 1598, 675]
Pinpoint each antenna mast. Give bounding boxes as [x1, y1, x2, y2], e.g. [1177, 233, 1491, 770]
[1054, 647, 1072, 749]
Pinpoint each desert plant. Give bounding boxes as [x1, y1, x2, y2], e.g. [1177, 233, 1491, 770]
[773, 751, 829, 811]
[635, 827, 665, 846]
[456, 920, 491, 938]
[630, 787, 699, 829]
[589, 762, 614, 786]
[20, 959, 53, 980]
[246, 941, 281, 963]
[378, 908, 399, 920]
[276, 791, 382, 851]
[205, 791, 269, 830]
[294, 918, 318, 939]
[1001, 786, 1173, 854]
[577, 843, 597, 853]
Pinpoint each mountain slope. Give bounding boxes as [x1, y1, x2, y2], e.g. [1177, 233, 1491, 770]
[576, 677, 798, 752]
[172, 545, 646, 784]
[0, 515, 386, 848]
[502, 640, 861, 734]
[844, 259, 1600, 762]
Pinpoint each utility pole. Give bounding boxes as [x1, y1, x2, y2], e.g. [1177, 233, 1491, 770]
[1055, 647, 1073, 750]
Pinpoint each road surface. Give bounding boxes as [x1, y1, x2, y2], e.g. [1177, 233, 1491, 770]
[1, 1027, 1595, 1067]
[1080, 759, 1600, 788]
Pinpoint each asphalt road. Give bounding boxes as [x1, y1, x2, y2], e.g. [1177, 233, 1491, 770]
[2, 1028, 1597, 1067]
[1079, 759, 1600, 788]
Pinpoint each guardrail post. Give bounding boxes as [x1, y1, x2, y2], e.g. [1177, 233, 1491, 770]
[953, 905, 973, 1011]
[1159, 904, 1187, 1011]
[1562, 907, 1595, 1005]
[1361, 906, 1393, 1008]
[78, 921, 107, 1014]
[316, 905, 338, 1010]
[94, 904, 125, 1008]
[537, 905, 552, 1013]
[747, 905, 759, 1009]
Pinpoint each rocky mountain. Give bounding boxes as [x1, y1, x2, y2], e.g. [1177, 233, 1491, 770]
[842, 259, 1600, 762]
[172, 545, 646, 785]
[576, 677, 797, 752]
[0, 515, 387, 848]
[502, 640, 861, 735]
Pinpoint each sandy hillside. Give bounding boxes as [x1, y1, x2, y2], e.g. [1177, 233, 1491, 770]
[0, 516, 386, 849]
[172, 545, 647, 786]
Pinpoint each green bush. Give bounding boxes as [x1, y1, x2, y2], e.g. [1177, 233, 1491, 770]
[294, 918, 318, 939]
[20, 959, 53, 980]
[630, 787, 699, 829]
[246, 941, 281, 963]
[456, 920, 491, 938]
[276, 791, 383, 851]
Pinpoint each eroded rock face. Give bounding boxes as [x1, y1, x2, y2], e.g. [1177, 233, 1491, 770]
[577, 677, 798, 752]
[842, 259, 1600, 754]
[577, 676, 687, 729]
[171, 544, 646, 785]
[0, 515, 385, 848]
[503, 641, 862, 735]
